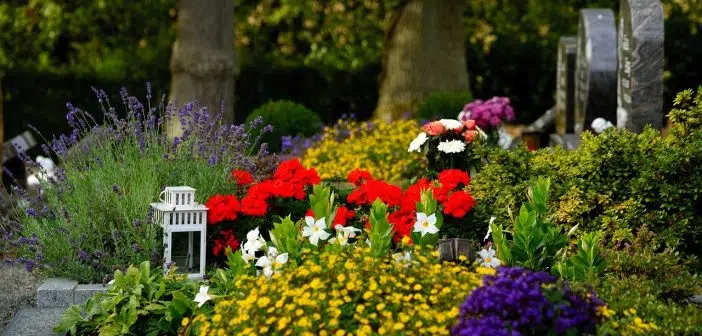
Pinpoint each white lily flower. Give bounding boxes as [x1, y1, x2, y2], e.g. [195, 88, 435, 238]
[255, 252, 289, 278]
[413, 212, 439, 236]
[477, 247, 501, 268]
[408, 132, 428, 152]
[302, 216, 331, 246]
[194, 285, 214, 308]
[332, 225, 361, 246]
[484, 217, 496, 241]
[241, 247, 257, 262]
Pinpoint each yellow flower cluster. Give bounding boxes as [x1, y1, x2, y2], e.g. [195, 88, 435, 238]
[192, 247, 489, 335]
[302, 118, 425, 182]
[597, 306, 658, 335]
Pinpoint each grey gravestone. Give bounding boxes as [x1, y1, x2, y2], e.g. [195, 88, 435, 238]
[617, 0, 664, 132]
[555, 37, 577, 135]
[36, 278, 77, 308]
[574, 9, 618, 134]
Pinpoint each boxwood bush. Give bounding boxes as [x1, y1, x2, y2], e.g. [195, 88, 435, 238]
[245, 100, 323, 153]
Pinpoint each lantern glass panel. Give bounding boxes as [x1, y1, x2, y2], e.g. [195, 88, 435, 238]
[170, 231, 201, 274]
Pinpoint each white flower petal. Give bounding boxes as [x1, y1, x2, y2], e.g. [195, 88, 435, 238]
[305, 216, 315, 227]
[439, 119, 464, 130]
[255, 256, 271, 268]
[478, 249, 489, 259]
[276, 253, 289, 265]
[408, 132, 428, 152]
[263, 266, 274, 278]
[427, 213, 437, 226]
[437, 140, 466, 154]
[315, 217, 327, 229]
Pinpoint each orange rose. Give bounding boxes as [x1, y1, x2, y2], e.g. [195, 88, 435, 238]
[423, 121, 446, 136]
[463, 120, 476, 130]
[463, 130, 477, 142]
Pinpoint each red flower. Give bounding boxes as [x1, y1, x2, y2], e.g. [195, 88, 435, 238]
[246, 181, 275, 201]
[438, 169, 471, 190]
[305, 208, 315, 218]
[333, 206, 356, 227]
[347, 180, 403, 207]
[401, 178, 433, 211]
[463, 130, 477, 142]
[348, 169, 373, 186]
[389, 209, 415, 242]
[240, 196, 268, 217]
[442, 190, 477, 218]
[205, 194, 241, 224]
[212, 229, 240, 257]
[464, 120, 476, 130]
[232, 169, 255, 185]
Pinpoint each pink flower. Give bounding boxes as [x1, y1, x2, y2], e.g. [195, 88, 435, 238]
[423, 121, 446, 136]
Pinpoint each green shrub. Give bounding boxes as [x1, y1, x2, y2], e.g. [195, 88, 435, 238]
[245, 100, 323, 152]
[416, 91, 473, 121]
[55, 261, 200, 336]
[471, 90, 702, 258]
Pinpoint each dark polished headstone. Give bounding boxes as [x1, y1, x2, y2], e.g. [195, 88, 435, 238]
[556, 37, 577, 135]
[617, 0, 664, 133]
[574, 9, 618, 134]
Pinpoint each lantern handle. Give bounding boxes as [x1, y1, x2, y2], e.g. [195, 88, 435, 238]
[159, 190, 166, 203]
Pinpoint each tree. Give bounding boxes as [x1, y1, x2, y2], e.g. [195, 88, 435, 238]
[374, 0, 469, 121]
[167, 0, 236, 137]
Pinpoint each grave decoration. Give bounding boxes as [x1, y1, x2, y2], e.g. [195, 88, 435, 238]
[150, 186, 208, 279]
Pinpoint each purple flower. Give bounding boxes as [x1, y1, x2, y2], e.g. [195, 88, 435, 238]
[78, 250, 90, 262]
[25, 207, 38, 217]
[461, 96, 515, 131]
[262, 124, 274, 133]
[451, 267, 601, 336]
[131, 243, 141, 252]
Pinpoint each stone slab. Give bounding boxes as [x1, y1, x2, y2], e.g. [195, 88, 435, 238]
[617, 0, 664, 132]
[73, 284, 108, 305]
[690, 294, 702, 304]
[36, 279, 77, 308]
[574, 9, 618, 134]
[1, 308, 64, 336]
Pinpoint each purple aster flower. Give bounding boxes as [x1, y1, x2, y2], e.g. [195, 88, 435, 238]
[78, 250, 90, 262]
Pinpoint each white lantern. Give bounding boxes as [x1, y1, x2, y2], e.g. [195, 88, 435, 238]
[150, 186, 208, 279]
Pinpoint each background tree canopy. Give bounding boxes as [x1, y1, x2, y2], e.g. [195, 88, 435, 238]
[2, 0, 701, 139]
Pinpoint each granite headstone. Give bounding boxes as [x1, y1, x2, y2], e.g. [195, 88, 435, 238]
[617, 0, 664, 132]
[556, 36, 577, 135]
[574, 9, 618, 134]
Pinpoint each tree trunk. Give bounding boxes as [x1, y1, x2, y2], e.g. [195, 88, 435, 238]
[374, 0, 469, 121]
[167, 0, 236, 138]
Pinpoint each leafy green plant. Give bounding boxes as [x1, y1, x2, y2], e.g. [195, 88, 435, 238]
[245, 100, 323, 152]
[269, 216, 304, 262]
[416, 91, 473, 120]
[553, 231, 606, 283]
[308, 184, 338, 225]
[55, 261, 200, 336]
[367, 199, 394, 258]
[490, 177, 567, 271]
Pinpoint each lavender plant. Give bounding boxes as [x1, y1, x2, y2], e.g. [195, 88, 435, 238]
[4, 85, 276, 283]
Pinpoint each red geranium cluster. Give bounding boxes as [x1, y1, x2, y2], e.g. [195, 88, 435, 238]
[232, 169, 255, 185]
[347, 178, 403, 208]
[240, 159, 320, 217]
[347, 169, 477, 242]
[348, 169, 373, 186]
[212, 229, 240, 257]
[205, 194, 241, 225]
